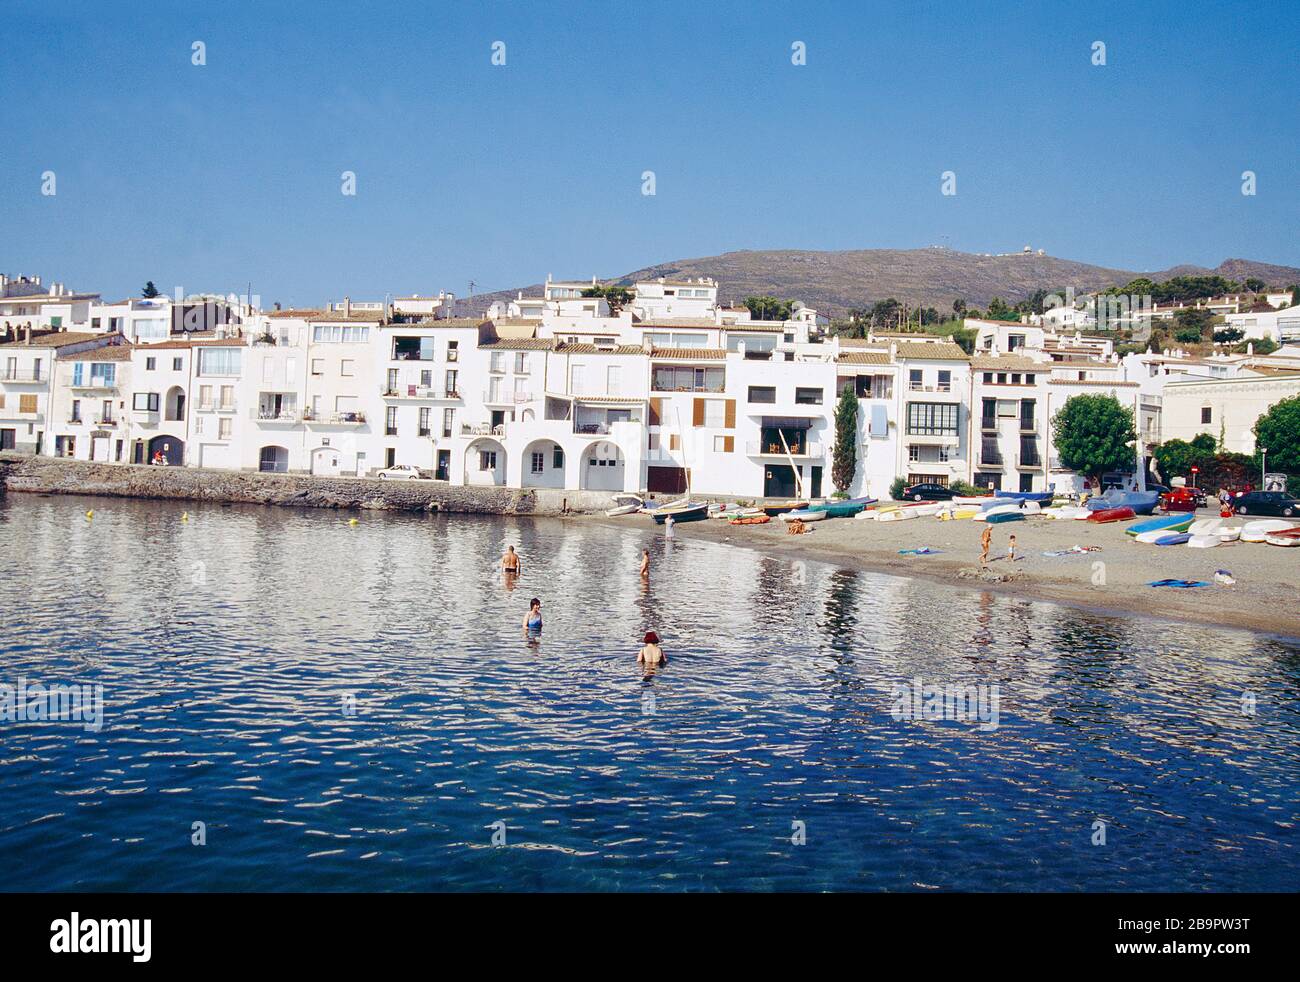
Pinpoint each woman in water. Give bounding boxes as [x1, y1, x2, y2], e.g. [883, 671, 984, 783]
[522, 597, 543, 635]
[637, 631, 666, 667]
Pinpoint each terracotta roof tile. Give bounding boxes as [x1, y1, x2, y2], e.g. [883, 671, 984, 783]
[648, 347, 726, 361]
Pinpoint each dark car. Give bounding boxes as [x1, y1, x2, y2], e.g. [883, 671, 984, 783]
[1230, 491, 1300, 518]
[901, 482, 956, 501]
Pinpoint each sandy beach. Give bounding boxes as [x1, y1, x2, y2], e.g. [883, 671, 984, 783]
[583, 506, 1300, 640]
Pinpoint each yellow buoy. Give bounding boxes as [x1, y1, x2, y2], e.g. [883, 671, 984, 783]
[348, 518, 359, 526]
[85, 510, 94, 520]
[181, 512, 189, 522]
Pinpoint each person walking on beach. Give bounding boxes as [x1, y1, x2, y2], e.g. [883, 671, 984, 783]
[522, 597, 543, 636]
[980, 524, 992, 566]
[640, 548, 650, 579]
[501, 545, 521, 576]
[638, 631, 666, 667]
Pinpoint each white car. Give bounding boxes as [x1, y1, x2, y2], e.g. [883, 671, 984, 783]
[375, 464, 424, 481]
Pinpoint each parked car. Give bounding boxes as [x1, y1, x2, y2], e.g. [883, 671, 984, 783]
[900, 482, 956, 501]
[376, 464, 424, 481]
[1229, 491, 1300, 517]
[1160, 487, 1206, 513]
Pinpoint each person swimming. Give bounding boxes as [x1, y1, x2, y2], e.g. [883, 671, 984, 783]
[523, 597, 543, 635]
[637, 631, 666, 667]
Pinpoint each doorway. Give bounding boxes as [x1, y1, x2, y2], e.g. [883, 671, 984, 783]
[436, 449, 450, 481]
[764, 464, 798, 499]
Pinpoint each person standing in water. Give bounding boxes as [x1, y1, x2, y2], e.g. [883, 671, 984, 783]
[522, 597, 543, 635]
[664, 515, 675, 539]
[980, 524, 992, 566]
[639, 549, 650, 578]
[501, 545, 521, 575]
[637, 631, 666, 667]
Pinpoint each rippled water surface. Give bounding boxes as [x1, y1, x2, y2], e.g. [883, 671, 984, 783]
[1, 493, 1298, 891]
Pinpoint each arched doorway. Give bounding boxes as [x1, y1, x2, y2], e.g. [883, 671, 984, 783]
[311, 446, 343, 476]
[165, 385, 186, 421]
[147, 435, 184, 466]
[580, 440, 625, 491]
[259, 445, 289, 472]
[464, 438, 506, 486]
[521, 440, 565, 488]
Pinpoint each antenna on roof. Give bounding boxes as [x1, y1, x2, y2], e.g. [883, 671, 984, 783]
[468, 280, 476, 297]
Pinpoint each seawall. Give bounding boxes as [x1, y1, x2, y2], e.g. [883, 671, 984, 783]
[0, 453, 613, 515]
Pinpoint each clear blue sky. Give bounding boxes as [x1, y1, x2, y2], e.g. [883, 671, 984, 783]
[4, 0, 1296, 305]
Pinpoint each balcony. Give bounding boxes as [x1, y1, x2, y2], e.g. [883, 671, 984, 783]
[978, 450, 1005, 468]
[461, 422, 506, 438]
[1019, 417, 1036, 433]
[93, 417, 118, 428]
[483, 390, 530, 406]
[71, 379, 118, 392]
[745, 440, 823, 459]
[303, 409, 366, 426]
[1, 369, 44, 383]
[1017, 452, 1043, 469]
[908, 382, 954, 393]
[981, 416, 997, 431]
[251, 407, 301, 424]
[132, 408, 160, 425]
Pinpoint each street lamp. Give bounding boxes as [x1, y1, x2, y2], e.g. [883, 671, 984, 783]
[1261, 447, 1268, 487]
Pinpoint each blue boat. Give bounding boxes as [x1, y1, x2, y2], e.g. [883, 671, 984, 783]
[979, 497, 1021, 511]
[807, 496, 877, 518]
[985, 510, 1025, 524]
[1086, 490, 1160, 515]
[1127, 513, 1194, 537]
[651, 502, 709, 524]
[996, 488, 1055, 502]
[1155, 532, 1192, 546]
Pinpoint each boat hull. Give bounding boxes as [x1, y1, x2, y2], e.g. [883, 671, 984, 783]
[1128, 513, 1194, 536]
[780, 509, 827, 522]
[985, 510, 1025, 524]
[652, 503, 709, 524]
[1088, 507, 1136, 523]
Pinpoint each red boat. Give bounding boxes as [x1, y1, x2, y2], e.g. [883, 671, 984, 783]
[1087, 506, 1136, 523]
[1159, 487, 1204, 513]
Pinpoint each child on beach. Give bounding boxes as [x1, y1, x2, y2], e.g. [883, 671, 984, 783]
[1008, 534, 1018, 561]
[637, 631, 666, 667]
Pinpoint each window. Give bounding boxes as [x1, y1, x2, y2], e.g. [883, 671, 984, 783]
[386, 406, 398, 435]
[908, 444, 920, 462]
[652, 366, 724, 392]
[311, 358, 324, 375]
[340, 359, 355, 377]
[420, 370, 433, 388]
[531, 452, 545, 474]
[70, 399, 81, 421]
[702, 399, 726, 427]
[448, 341, 459, 362]
[909, 369, 923, 390]
[312, 324, 370, 343]
[983, 372, 993, 384]
[18, 394, 36, 415]
[146, 357, 157, 370]
[442, 408, 454, 437]
[937, 370, 951, 392]
[479, 450, 497, 470]
[794, 387, 823, 405]
[133, 392, 160, 412]
[445, 370, 458, 397]
[515, 353, 529, 374]
[199, 385, 213, 408]
[91, 317, 101, 330]
[553, 447, 564, 469]
[198, 347, 241, 376]
[172, 357, 182, 371]
[133, 318, 168, 341]
[906, 402, 959, 436]
[218, 417, 232, 440]
[713, 435, 734, 452]
[393, 337, 436, 361]
[418, 407, 431, 436]
[490, 353, 505, 373]
[219, 386, 234, 409]
[748, 385, 777, 404]
[1201, 406, 1212, 424]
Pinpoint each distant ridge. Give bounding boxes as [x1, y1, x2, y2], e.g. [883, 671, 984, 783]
[452, 248, 1299, 319]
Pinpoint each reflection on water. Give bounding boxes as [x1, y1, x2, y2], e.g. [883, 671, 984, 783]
[1, 493, 1298, 891]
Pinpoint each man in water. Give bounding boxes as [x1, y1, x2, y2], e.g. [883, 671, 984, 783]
[640, 549, 650, 578]
[501, 545, 521, 576]
[980, 524, 992, 566]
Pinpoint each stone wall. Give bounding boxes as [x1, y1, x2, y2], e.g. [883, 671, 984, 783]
[0, 453, 613, 515]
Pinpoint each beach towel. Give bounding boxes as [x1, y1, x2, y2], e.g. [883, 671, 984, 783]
[898, 547, 942, 555]
[1147, 579, 1210, 588]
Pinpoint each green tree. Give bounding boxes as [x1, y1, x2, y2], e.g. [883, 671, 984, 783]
[1051, 394, 1136, 490]
[952, 298, 967, 319]
[870, 298, 901, 327]
[142, 281, 160, 298]
[744, 296, 795, 321]
[1253, 395, 1300, 478]
[1244, 277, 1265, 293]
[580, 285, 633, 315]
[1213, 327, 1244, 343]
[986, 297, 1017, 321]
[831, 384, 859, 494]
[1153, 434, 1216, 484]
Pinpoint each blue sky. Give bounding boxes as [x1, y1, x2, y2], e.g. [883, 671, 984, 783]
[3, 0, 1297, 305]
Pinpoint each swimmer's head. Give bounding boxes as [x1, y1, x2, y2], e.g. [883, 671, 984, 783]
[643, 631, 659, 644]
[530, 597, 541, 610]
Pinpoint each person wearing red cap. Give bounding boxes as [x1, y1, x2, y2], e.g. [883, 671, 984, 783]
[637, 631, 666, 667]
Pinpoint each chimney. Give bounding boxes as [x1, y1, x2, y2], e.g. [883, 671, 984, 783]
[274, 302, 281, 311]
[343, 296, 352, 317]
[23, 326, 33, 344]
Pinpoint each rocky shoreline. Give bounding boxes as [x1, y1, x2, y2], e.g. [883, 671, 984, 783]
[0, 453, 608, 515]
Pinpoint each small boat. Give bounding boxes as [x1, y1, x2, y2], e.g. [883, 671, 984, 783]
[780, 508, 827, 522]
[729, 513, 771, 525]
[1085, 490, 1160, 516]
[877, 507, 920, 522]
[1187, 518, 1222, 537]
[910, 502, 944, 517]
[978, 497, 1020, 511]
[1241, 519, 1299, 543]
[762, 501, 808, 517]
[639, 495, 686, 513]
[1127, 513, 1194, 537]
[1087, 506, 1136, 523]
[651, 502, 709, 524]
[952, 495, 996, 505]
[985, 510, 1025, 524]
[1135, 530, 1174, 544]
[1155, 532, 1192, 546]
[605, 493, 645, 517]
[994, 489, 1055, 502]
[1043, 506, 1087, 520]
[1264, 527, 1300, 547]
[1217, 526, 1242, 542]
[974, 503, 1023, 521]
[715, 506, 764, 520]
[1187, 534, 1221, 548]
[806, 497, 876, 518]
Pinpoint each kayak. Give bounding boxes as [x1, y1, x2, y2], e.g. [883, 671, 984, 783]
[1127, 513, 1194, 536]
[1087, 507, 1136, 523]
